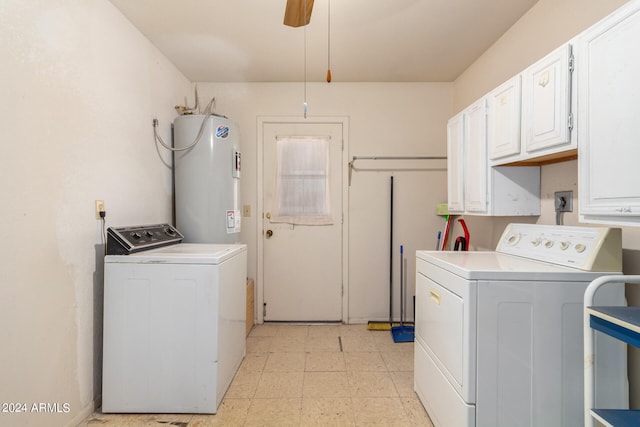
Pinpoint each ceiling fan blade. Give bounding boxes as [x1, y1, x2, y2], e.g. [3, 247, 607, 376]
[284, 0, 314, 27]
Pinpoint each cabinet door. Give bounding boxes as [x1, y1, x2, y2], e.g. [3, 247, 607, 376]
[447, 112, 465, 213]
[488, 75, 522, 162]
[465, 99, 488, 213]
[522, 44, 573, 154]
[578, 2, 640, 223]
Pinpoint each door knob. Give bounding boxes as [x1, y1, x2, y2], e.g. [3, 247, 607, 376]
[265, 230, 273, 238]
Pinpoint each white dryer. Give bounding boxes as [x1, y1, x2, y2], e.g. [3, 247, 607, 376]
[414, 223, 628, 427]
[102, 224, 247, 414]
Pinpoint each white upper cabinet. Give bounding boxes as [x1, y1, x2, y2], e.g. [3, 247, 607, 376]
[577, 0, 640, 225]
[488, 75, 522, 163]
[447, 99, 489, 215]
[521, 44, 574, 155]
[489, 45, 577, 166]
[447, 112, 465, 213]
[447, 98, 541, 217]
[465, 99, 489, 213]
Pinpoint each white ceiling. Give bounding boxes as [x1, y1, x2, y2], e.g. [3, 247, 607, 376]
[108, 0, 539, 83]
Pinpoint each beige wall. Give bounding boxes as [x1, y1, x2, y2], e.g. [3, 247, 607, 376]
[195, 82, 451, 324]
[3, 0, 639, 424]
[453, 0, 629, 112]
[452, 0, 640, 407]
[0, 1, 191, 425]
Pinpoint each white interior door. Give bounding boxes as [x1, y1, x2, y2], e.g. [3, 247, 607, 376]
[262, 121, 343, 321]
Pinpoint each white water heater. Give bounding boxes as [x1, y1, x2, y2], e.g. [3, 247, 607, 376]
[174, 114, 241, 244]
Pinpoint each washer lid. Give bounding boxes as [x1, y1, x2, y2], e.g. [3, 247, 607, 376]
[105, 243, 246, 264]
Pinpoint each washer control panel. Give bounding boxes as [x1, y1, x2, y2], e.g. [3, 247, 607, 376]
[496, 223, 622, 271]
[106, 224, 184, 255]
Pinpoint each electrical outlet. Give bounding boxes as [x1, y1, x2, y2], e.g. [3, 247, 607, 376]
[95, 200, 105, 219]
[554, 191, 573, 212]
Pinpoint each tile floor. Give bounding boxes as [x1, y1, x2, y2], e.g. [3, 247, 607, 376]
[79, 323, 434, 426]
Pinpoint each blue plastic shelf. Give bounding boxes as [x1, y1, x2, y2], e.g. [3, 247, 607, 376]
[591, 409, 640, 427]
[587, 306, 640, 349]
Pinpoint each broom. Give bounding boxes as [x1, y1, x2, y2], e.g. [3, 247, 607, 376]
[367, 176, 394, 330]
[367, 176, 414, 331]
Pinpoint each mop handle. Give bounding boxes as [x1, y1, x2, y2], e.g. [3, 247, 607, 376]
[400, 245, 404, 326]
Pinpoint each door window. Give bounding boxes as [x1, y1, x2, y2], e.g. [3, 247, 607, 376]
[271, 136, 333, 225]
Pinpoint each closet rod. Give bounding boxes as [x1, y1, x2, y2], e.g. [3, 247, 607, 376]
[348, 155, 447, 185]
[351, 155, 446, 161]
[276, 135, 332, 140]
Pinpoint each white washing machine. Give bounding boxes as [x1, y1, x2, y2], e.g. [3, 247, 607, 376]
[102, 224, 247, 414]
[414, 223, 628, 427]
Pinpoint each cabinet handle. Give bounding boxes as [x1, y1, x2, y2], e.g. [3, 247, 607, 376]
[430, 289, 441, 305]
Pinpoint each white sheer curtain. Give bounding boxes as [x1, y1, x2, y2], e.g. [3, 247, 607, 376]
[270, 136, 333, 225]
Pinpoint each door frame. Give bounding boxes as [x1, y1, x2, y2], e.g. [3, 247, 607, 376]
[256, 116, 350, 324]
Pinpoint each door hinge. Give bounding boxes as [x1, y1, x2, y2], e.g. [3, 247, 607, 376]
[568, 112, 574, 131]
[263, 302, 267, 318]
[568, 52, 574, 73]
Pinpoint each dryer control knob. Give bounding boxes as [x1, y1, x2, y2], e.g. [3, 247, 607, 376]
[575, 243, 586, 253]
[560, 241, 570, 250]
[531, 238, 542, 246]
